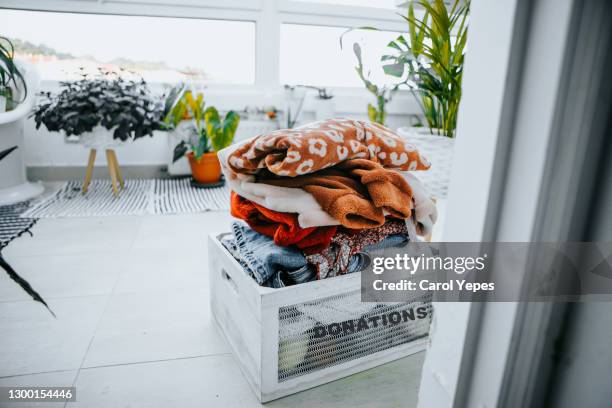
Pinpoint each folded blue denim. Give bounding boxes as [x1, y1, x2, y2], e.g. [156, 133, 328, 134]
[364, 233, 408, 251]
[224, 222, 408, 288]
[231, 221, 310, 286]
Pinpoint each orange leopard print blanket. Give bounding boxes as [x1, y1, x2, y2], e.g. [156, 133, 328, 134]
[227, 119, 431, 177]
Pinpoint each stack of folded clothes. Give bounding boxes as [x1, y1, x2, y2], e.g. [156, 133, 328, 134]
[218, 118, 437, 288]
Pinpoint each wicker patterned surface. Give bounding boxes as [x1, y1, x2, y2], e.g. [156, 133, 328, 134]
[398, 129, 454, 199]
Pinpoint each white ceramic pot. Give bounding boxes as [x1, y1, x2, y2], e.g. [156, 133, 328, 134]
[397, 126, 455, 199]
[79, 126, 124, 150]
[0, 61, 44, 205]
[0, 95, 6, 113]
[166, 121, 193, 176]
[401, 126, 449, 138]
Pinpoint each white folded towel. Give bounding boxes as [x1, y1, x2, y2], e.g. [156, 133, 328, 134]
[402, 172, 438, 237]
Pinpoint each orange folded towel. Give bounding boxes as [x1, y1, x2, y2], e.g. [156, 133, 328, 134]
[258, 159, 413, 229]
[230, 192, 337, 252]
[227, 119, 430, 177]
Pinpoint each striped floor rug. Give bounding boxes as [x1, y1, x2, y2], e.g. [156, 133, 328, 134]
[0, 201, 54, 315]
[152, 178, 229, 214]
[22, 179, 230, 218]
[1, 201, 38, 250]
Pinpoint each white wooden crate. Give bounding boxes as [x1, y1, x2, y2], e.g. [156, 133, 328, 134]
[208, 234, 431, 402]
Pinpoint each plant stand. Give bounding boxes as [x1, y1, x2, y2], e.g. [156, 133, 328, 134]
[82, 148, 124, 197]
[80, 128, 125, 197]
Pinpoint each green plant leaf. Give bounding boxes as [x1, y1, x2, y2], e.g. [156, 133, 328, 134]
[367, 103, 378, 123]
[204, 106, 220, 138]
[173, 140, 188, 163]
[217, 110, 240, 151]
[383, 63, 404, 77]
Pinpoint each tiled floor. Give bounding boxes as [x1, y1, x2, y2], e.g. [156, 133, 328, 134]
[0, 190, 440, 407]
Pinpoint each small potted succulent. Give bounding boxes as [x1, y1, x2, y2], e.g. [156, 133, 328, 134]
[33, 69, 164, 142]
[165, 88, 240, 184]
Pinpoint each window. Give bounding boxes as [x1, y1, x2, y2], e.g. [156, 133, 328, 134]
[279, 23, 402, 88]
[0, 9, 256, 84]
[293, 0, 401, 10]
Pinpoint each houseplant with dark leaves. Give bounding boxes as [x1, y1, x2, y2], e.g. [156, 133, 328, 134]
[33, 69, 164, 141]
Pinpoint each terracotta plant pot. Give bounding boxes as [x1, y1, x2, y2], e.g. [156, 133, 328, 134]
[187, 151, 222, 184]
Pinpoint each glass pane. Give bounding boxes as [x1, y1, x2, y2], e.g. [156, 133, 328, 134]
[0, 9, 255, 84]
[295, 0, 401, 9]
[280, 24, 401, 88]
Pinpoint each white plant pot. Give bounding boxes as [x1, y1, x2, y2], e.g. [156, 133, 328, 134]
[79, 126, 124, 150]
[397, 126, 455, 199]
[166, 121, 193, 176]
[401, 127, 449, 138]
[0, 61, 44, 206]
[0, 95, 6, 113]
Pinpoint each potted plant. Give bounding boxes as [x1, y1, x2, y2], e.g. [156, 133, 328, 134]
[0, 36, 27, 113]
[0, 37, 44, 205]
[340, 35, 399, 126]
[382, 0, 469, 138]
[161, 83, 198, 176]
[166, 89, 240, 184]
[33, 69, 164, 195]
[33, 69, 163, 142]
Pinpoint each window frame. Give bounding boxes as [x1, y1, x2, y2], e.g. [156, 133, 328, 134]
[0, 0, 420, 116]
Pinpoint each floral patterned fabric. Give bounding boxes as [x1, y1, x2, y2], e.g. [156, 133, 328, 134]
[306, 219, 408, 279]
[227, 119, 431, 177]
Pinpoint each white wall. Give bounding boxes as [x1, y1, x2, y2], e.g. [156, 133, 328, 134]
[25, 86, 420, 167]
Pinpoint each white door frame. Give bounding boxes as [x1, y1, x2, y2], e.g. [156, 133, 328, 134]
[417, 0, 577, 406]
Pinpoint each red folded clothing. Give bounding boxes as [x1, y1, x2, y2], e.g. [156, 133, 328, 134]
[230, 191, 337, 252]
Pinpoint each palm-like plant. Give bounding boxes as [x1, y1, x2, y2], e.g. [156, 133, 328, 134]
[382, 0, 469, 137]
[0, 36, 27, 109]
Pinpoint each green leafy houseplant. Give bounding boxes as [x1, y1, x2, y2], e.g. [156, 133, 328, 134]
[354, 42, 399, 125]
[383, 0, 469, 137]
[167, 89, 240, 162]
[340, 35, 399, 126]
[0, 36, 27, 111]
[33, 69, 164, 141]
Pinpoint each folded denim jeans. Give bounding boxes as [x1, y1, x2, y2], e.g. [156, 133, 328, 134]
[231, 221, 309, 285]
[364, 233, 408, 251]
[225, 223, 408, 288]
